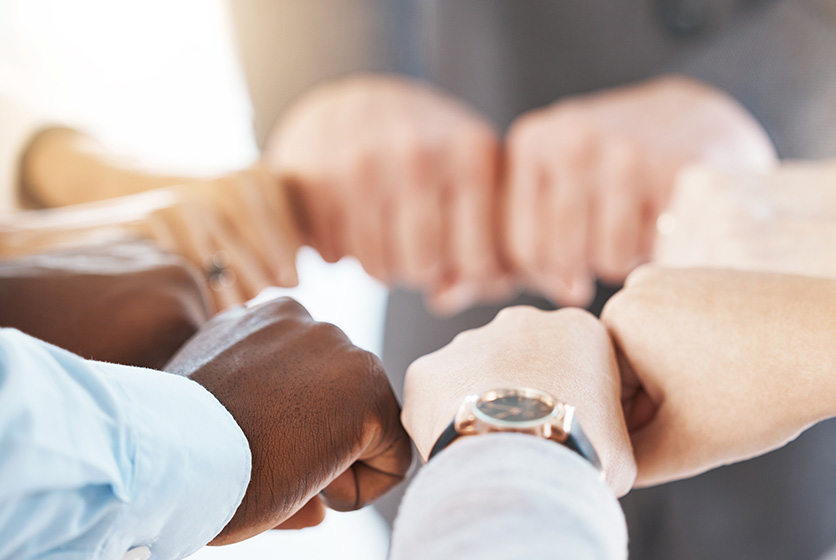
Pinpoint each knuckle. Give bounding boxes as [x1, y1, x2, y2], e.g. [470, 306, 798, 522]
[624, 264, 662, 288]
[554, 306, 604, 333]
[600, 289, 632, 327]
[494, 304, 542, 324]
[507, 114, 543, 153]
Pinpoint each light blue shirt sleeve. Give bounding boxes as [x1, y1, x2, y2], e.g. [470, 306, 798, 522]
[390, 433, 628, 560]
[0, 328, 251, 560]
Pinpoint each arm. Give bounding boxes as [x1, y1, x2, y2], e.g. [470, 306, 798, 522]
[8, 125, 302, 310]
[0, 328, 250, 560]
[391, 434, 626, 560]
[399, 306, 636, 557]
[0, 242, 210, 370]
[601, 266, 836, 487]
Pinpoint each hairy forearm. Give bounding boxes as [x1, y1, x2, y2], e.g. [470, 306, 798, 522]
[20, 127, 191, 208]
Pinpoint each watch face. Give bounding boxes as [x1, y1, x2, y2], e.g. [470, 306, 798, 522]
[475, 393, 555, 423]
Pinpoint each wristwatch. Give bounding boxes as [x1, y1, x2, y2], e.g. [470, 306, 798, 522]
[428, 387, 602, 471]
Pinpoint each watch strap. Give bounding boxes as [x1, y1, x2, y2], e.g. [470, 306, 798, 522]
[427, 415, 602, 470]
[563, 416, 602, 471]
[428, 419, 460, 461]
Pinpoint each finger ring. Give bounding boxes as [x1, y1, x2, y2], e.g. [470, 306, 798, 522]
[204, 251, 236, 290]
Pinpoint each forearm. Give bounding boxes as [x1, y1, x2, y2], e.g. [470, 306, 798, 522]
[20, 127, 192, 208]
[390, 434, 627, 560]
[0, 329, 250, 560]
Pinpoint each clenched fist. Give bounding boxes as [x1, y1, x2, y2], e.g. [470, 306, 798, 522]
[165, 297, 412, 544]
[265, 74, 511, 314]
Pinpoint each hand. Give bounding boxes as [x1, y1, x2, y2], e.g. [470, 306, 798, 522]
[402, 306, 636, 496]
[146, 165, 303, 310]
[654, 161, 836, 278]
[601, 266, 836, 487]
[264, 74, 511, 314]
[4, 164, 303, 312]
[503, 75, 777, 306]
[0, 241, 210, 369]
[20, 127, 302, 312]
[164, 297, 412, 544]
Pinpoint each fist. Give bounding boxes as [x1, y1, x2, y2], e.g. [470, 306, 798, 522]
[402, 306, 636, 496]
[265, 74, 510, 314]
[503, 75, 776, 305]
[165, 297, 412, 544]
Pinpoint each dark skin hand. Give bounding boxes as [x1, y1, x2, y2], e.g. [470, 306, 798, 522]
[164, 297, 412, 545]
[0, 241, 210, 369]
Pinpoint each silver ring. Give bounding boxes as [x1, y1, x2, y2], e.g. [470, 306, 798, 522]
[204, 251, 236, 291]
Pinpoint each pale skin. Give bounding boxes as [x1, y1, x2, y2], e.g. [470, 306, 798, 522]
[264, 74, 512, 314]
[502, 75, 777, 305]
[601, 266, 836, 487]
[401, 306, 637, 497]
[19, 74, 776, 314]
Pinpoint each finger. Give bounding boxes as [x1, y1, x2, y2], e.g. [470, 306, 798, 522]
[390, 147, 444, 288]
[231, 168, 302, 287]
[344, 155, 388, 281]
[194, 204, 274, 302]
[440, 131, 509, 311]
[502, 137, 541, 282]
[590, 140, 645, 284]
[273, 496, 327, 530]
[320, 424, 413, 511]
[286, 177, 343, 264]
[538, 151, 595, 306]
[146, 203, 245, 311]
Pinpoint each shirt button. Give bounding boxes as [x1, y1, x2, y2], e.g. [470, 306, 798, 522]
[655, 0, 709, 37]
[122, 547, 151, 560]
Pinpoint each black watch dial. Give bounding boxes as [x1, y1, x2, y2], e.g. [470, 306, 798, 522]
[476, 394, 554, 423]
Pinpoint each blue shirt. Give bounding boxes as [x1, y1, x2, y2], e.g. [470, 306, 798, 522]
[0, 328, 251, 560]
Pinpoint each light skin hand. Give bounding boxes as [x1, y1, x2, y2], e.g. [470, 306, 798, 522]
[503, 74, 777, 306]
[264, 74, 512, 315]
[601, 266, 836, 488]
[402, 306, 636, 497]
[164, 297, 412, 545]
[145, 165, 303, 311]
[20, 128, 302, 312]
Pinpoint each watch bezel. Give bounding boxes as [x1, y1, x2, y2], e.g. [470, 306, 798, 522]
[454, 387, 575, 441]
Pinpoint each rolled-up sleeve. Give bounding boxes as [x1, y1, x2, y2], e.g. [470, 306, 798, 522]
[0, 328, 251, 560]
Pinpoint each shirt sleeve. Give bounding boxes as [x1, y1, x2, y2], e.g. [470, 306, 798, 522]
[389, 433, 628, 560]
[0, 328, 251, 560]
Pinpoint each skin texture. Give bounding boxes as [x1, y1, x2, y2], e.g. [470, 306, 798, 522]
[264, 74, 511, 315]
[601, 266, 836, 488]
[164, 297, 412, 545]
[655, 162, 836, 280]
[20, 128, 302, 311]
[402, 306, 636, 497]
[502, 75, 777, 306]
[0, 241, 210, 369]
